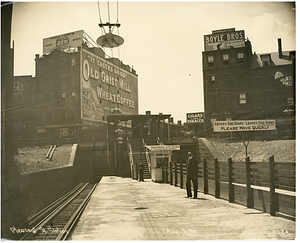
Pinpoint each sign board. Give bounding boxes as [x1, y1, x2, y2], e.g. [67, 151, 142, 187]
[146, 145, 180, 151]
[43, 30, 84, 53]
[59, 128, 69, 137]
[80, 49, 138, 124]
[213, 120, 276, 132]
[187, 112, 204, 124]
[204, 29, 245, 51]
[37, 128, 46, 134]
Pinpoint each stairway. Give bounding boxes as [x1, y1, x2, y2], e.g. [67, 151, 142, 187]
[129, 138, 151, 179]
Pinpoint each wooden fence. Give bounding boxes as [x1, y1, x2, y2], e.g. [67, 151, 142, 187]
[163, 156, 295, 219]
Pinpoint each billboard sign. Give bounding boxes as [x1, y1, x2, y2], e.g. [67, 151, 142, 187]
[81, 49, 138, 123]
[43, 30, 84, 53]
[213, 120, 276, 132]
[204, 29, 245, 51]
[186, 112, 204, 124]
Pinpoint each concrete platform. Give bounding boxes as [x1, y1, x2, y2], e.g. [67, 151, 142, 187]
[70, 176, 296, 240]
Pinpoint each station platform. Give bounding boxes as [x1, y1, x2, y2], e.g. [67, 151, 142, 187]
[71, 176, 296, 240]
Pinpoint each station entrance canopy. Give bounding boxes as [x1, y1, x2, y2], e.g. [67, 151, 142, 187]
[146, 145, 180, 151]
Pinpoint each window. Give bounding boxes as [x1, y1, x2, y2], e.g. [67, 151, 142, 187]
[211, 75, 217, 85]
[285, 76, 293, 86]
[71, 58, 76, 68]
[71, 91, 76, 102]
[238, 53, 244, 63]
[261, 55, 270, 66]
[208, 56, 214, 66]
[239, 93, 246, 104]
[223, 54, 229, 65]
[287, 97, 294, 106]
[61, 92, 66, 102]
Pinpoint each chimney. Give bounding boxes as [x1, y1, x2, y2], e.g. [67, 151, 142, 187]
[278, 38, 283, 59]
[146, 111, 151, 115]
[178, 120, 182, 125]
[35, 54, 40, 77]
[169, 117, 174, 123]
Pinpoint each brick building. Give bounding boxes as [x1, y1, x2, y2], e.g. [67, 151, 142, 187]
[13, 30, 139, 144]
[202, 28, 295, 139]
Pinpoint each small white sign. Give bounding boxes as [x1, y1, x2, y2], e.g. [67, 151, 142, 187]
[146, 145, 180, 151]
[43, 30, 84, 53]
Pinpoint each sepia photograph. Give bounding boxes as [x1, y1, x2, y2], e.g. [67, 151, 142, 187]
[1, 1, 296, 240]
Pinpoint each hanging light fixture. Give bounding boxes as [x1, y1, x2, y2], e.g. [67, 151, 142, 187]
[97, 2, 124, 48]
[97, 23, 124, 48]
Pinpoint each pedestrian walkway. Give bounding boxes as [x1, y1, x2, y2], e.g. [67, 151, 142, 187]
[71, 176, 296, 240]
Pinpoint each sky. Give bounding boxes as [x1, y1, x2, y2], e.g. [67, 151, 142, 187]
[10, 1, 296, 123]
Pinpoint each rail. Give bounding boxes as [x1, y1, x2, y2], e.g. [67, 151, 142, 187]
[127, 137, 135, 177]
[142, 138, 151, 173]
[14, 181, 98, 241]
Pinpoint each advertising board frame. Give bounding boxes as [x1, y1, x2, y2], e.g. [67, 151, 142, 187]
[213, 120, 276, 133]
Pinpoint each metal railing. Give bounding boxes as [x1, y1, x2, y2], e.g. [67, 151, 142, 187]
[142, 138, 151, 173]
[127, 137, 135, 177]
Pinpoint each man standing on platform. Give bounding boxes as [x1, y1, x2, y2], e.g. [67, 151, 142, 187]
[186, 151, 198, 199]
[138, 161, 144, 182]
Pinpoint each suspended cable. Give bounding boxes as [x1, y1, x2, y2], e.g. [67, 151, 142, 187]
[111, 2, 119, 33]
[98, 1, 106, 35]
[97, 1, 102, 24]
[107, 1, 111, 24]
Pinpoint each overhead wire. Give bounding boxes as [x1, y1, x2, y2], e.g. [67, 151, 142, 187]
[97, 1, 106, 35]
[107, 1, 111, 26]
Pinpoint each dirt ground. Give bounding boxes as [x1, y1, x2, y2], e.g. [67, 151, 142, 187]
[14, 139, 296, 174]
[14, 144, 73, 173]
[209, 139, 296, 162]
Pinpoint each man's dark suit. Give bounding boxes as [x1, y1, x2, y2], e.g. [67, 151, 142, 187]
[186, 156, 198, 198]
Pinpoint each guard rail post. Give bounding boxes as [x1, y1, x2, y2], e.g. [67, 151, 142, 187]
[246, 156, 254, 208]
[136, 163, 138, 180]
[162, 159, 165, 183]
[203, 158, 208, 194]
[174, 161, 178, 186]
[214, 158, 220, 198]
[269, 156, 277, 216]
[165, 159, 168, 184]
[170, 161, 173, 185]
[180, 160, 183, 189]
[228, 157, 234, 203]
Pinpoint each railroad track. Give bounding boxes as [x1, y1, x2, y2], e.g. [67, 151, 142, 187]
[13, 181, 98, 241]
